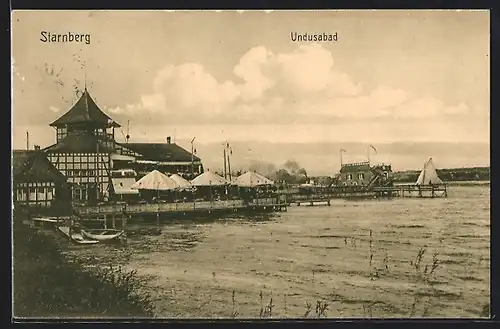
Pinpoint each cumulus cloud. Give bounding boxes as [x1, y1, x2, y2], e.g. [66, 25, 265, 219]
[109, 43, 471, 126]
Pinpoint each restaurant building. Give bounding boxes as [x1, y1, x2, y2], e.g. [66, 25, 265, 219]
[337, 161, 393, 188]
[43, 88, 203, 204]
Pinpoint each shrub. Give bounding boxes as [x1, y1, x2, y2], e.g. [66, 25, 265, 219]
[12, 212, 155, 318]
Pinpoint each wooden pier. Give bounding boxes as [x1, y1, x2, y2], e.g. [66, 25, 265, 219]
[73, 197, 287, 228]
[373, 184, 448, 198]
[284, 183, 448, 203]
[288, 194, 331, 206]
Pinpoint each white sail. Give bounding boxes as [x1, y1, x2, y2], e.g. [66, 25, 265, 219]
[415, 158, 443, 185]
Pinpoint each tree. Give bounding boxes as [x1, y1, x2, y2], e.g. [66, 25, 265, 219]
[274, 169, 295, 184]
[283, 160, 300, 175]
[296, 168, 308, 180]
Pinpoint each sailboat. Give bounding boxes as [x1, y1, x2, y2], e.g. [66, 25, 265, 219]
[415, 158, 444, 185]
[413, 158, 446, 197]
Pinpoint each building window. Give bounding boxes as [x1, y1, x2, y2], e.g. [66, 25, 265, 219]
[16, 189, 24, 201]
[358, 173, 365, 180]
[384, 172, 389, 178]
[73, 187, 88, 201]
[352, 181, 358, 186]
[346, 174, 352, 180]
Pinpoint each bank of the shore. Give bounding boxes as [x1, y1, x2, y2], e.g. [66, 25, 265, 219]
[393, 180, 490, 186]
[12, 210, 156, 318]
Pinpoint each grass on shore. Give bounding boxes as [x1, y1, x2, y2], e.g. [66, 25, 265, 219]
[12, 210, 155, 318]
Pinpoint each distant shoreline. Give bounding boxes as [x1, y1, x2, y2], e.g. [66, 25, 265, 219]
[392, 167, 490, 184]
[394, 180, 490, 186]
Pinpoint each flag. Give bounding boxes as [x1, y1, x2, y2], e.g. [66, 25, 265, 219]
[340, 149, 347, 152]
[369, 145, 377, 154]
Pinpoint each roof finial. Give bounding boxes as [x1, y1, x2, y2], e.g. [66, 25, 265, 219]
[84, 69, 87, 92]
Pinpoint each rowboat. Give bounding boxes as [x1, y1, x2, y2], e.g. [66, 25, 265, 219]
[57, 226, 100, 245]
[81, 229, 125, 241]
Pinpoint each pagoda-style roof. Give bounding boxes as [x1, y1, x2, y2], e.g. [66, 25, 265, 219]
[50, 89, 120, 128]
[44, 131, 117, 154]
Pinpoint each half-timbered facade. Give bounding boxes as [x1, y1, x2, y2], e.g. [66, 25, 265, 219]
[43, 88, 204, 204]
[13, 148, 68, 207]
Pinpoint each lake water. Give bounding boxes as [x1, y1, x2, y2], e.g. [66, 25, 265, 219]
[69, 184, 490, 318]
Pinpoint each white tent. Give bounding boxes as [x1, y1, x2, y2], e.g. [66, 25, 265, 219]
[415, 158, 443, 185]
[169, 174, 192, 189]
[191, 171, 228, 186]
[235, 171, 274, 187]
[131, 170, 179, 190]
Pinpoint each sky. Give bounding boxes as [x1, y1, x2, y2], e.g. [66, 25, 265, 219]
[11, 10, 490, 173]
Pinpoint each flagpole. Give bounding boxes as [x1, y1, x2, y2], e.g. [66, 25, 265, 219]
[367, 145, 370, 164]
[340, 149, 346, 171]
[223, 145, 227, 180]
[190, 137, 196, 177]
[227, 143, 232, 183]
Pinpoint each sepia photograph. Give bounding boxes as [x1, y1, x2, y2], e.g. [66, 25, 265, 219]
[11, 10, 490, 319]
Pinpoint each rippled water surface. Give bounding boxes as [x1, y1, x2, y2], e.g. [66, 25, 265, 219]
[71, 184, 490, 318]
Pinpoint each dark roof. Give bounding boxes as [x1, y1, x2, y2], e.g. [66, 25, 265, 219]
[50, 89, 120, 128]
[340, 163, 371, 173]
[44, 131, 116, 154]
[12, 150, 66, 183]
[121, 143, 201, 162]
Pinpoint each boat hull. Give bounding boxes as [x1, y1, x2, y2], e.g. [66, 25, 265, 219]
[57, 226, 100, 245]
[81, 230, 124, 241]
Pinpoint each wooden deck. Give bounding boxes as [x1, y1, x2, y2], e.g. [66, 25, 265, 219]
[287, 194, 331, 206]
[285, 184, 448, 202]
[74, 197, 287, 218]
[373, 184, 448, 198]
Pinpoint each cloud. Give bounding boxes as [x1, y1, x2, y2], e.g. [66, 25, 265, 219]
[108, 43, 472, 127]
[109, 44, 361, 122]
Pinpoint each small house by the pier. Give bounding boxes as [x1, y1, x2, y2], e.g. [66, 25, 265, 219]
[43, 88, 204, 204]
[338, 161, 393, 188]
[13, 148, 68, 208]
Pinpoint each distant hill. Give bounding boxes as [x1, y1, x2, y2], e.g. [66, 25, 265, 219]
[393, 166, 490, 183]
[189, 140, 489, 176]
